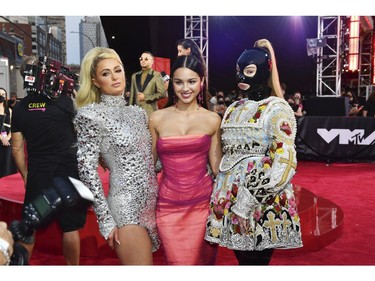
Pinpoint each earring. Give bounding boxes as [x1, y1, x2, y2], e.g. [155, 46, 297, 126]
[198, 92, 203, 107]
[198, 85, 204, 107]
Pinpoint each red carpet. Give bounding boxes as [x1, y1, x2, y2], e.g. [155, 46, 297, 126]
[1, 160, 375, 266]
[279, 160, 375, 265]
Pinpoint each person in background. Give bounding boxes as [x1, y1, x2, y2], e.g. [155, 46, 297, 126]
[0, 87, 11, 148]
[74, 47, 159, 265]
[280, 82, 287, 100]
[236, 92, 244, 100]
[0, 221, 14, 266]
[212, 90, 227, 118]
[342, 88, 362, 116]
[11, 55, 88, 265]
[362, 92, 375, 117]
[0, 87, 18, 178]
[224, 95, 232, 107]
[176, 38, 205, 65]
[157, 71, 170, 110]
[227, 89, 238, 104]
[205, 39, 303, 265]
[124, 90, 131, 104]
[208, 87, 218, 111]
[149, 55, 222, 265]
[292, 91, 305, 117]
[124, 80, 131, 104]
[129, 51, 166, 116]
[7, 92, 18, 110]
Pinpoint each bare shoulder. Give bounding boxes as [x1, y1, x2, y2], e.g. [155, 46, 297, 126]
[203, 108, 221, 120]
[149, 107, 173, 123]
[149, 109, 162, 123]
[201, 108, 222, 126]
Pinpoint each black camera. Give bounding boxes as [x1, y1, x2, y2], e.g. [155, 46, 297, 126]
[8, 177, 93, 265]
[23, 56, 79, 100]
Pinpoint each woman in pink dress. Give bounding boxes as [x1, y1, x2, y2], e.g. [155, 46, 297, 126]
[149, 55, 222, 265]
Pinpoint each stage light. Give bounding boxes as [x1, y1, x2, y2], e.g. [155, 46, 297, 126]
[348, 16, 359, 71]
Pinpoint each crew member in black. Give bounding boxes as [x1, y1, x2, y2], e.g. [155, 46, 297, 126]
[11, 56, 87, 265]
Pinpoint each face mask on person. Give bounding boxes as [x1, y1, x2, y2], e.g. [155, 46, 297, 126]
[0, 96, 5, 103]
[218, 98, 225, 105]
[236, 47, 271, 91]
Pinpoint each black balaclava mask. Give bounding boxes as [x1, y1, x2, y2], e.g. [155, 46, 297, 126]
[236, 47, 272, 101]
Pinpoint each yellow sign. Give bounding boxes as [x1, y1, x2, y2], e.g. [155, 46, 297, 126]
[17, 42, 23, 57]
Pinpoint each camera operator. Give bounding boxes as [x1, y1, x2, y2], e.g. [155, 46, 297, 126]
[10, 55, 88, 265]
[0, 221, 14, 265]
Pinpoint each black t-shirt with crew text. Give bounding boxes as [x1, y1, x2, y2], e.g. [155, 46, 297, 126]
[12, 94, 78, 173]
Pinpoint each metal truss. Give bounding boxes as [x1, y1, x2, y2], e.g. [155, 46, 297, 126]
[316, 16, 344, 97]
[316, 16, 374, 98]
[184, 16, 209, 77]
[358, 29, 374, 99]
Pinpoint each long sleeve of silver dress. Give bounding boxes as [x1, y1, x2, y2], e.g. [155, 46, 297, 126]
[74, 94, 159, 252]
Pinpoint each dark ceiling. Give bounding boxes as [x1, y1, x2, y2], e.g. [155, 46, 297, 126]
[100, 16, 321, 95]
[100, 16, 184, 80]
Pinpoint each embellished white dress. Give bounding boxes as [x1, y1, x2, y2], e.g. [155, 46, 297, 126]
[74, 94, 160, 251]
[205, 96, 303, 251]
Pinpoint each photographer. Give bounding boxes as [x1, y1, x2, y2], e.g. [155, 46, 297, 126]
[10, 55, 88, 265]
[0, 221, 14, 265]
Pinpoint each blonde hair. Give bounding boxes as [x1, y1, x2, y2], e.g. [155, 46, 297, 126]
[75, 47, 124, 109]
[254, 39, 283, 99]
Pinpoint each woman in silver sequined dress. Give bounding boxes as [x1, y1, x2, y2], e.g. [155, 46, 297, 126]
[74, 47, 159, 265]
[204, 39, 303, 265]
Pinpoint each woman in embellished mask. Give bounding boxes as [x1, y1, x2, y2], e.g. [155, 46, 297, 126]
[205, 39, 303, 265]
[149, 55, 222, 265]
[74, 47, 159, 265]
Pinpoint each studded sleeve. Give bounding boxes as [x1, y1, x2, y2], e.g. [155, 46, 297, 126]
[74, 108, 116, 239]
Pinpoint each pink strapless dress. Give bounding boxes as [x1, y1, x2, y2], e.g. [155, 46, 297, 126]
[156, 134, 218, 265]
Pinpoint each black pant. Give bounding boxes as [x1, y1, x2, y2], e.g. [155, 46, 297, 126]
[233, 248, 274, 265]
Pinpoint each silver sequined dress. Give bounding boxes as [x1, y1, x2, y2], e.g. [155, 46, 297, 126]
[205, 96, 303, 251]
[74, 94, 160, 252]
